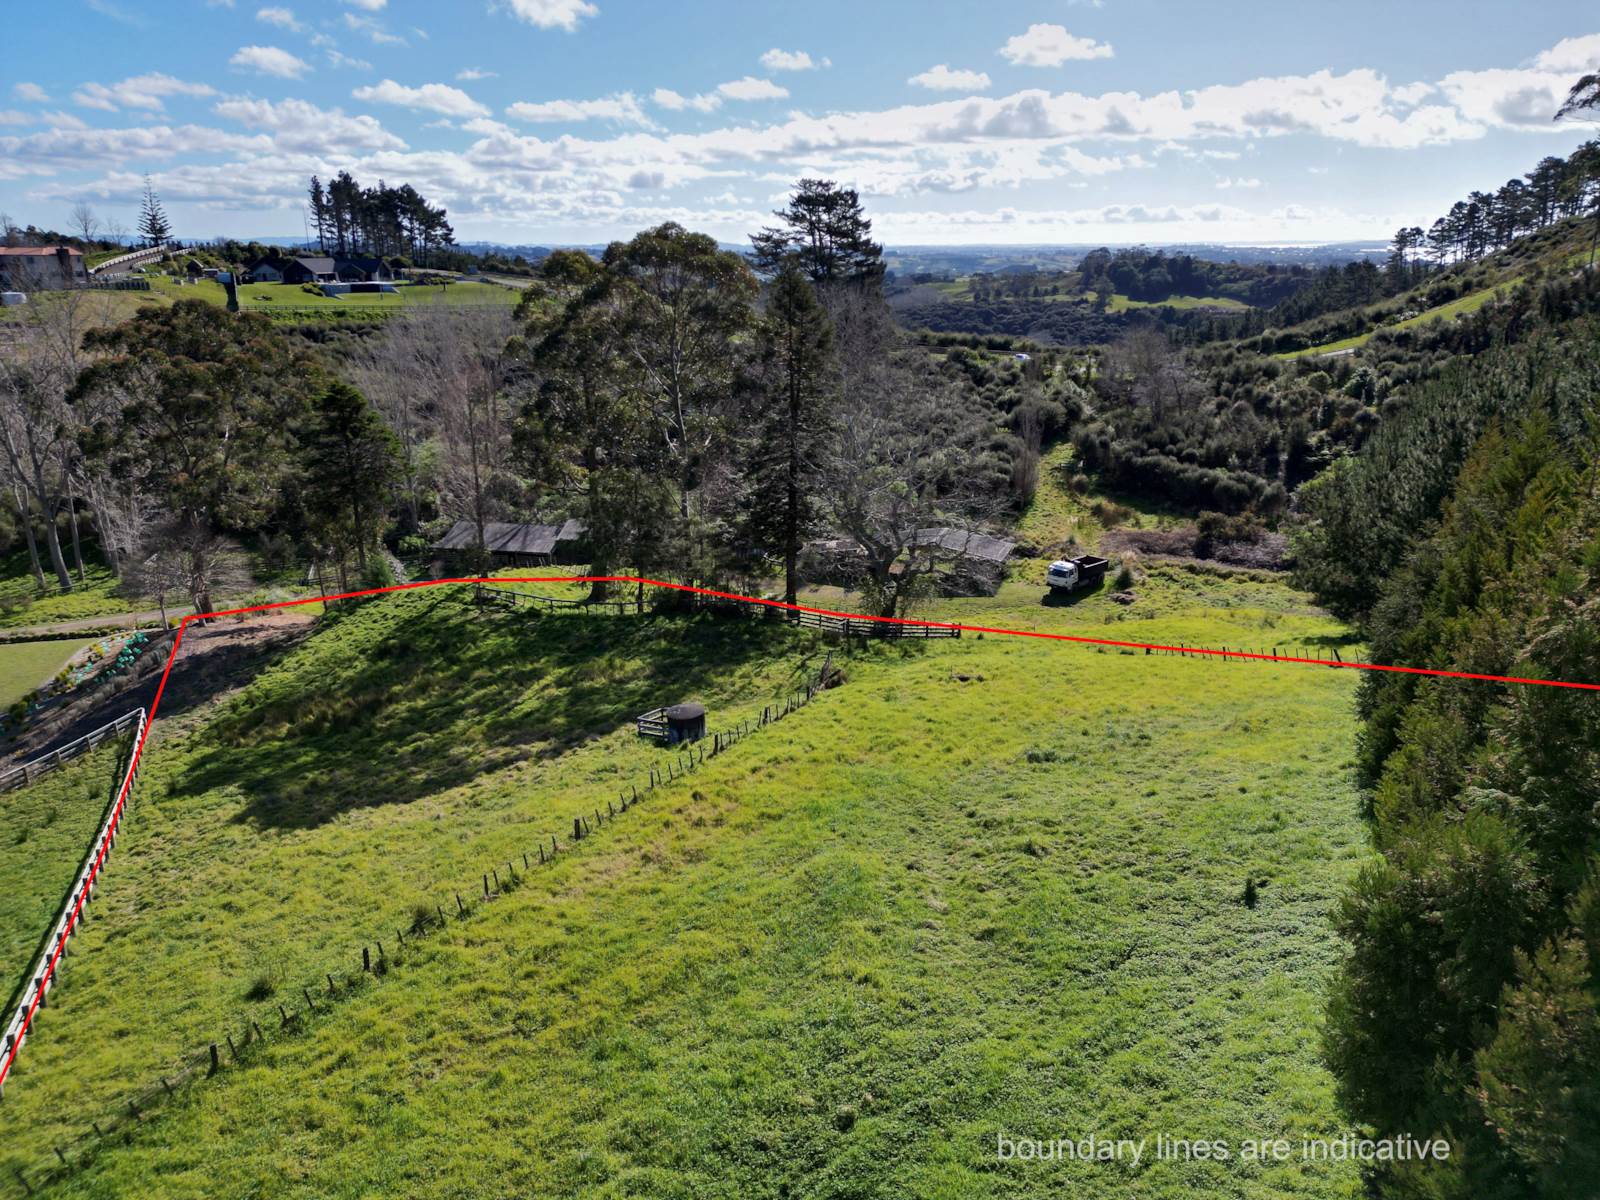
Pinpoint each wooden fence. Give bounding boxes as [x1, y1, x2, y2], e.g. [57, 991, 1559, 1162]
[0, 660, 842, 1198]
[1, 709, 146, 1101]
[635, 707, 670, 739]
[472, 582, 637, 616]
[0, 709, 143, 795]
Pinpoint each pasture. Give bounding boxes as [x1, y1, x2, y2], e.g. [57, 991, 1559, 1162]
[0, 569, 1371, 1199]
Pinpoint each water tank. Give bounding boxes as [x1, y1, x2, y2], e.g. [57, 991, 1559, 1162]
[663, 702, 706, 745]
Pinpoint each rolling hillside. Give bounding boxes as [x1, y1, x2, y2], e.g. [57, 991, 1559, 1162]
[0, 572, 1373, 1199]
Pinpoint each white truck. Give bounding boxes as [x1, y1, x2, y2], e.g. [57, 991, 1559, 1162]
[1045, 555, 1109, 594]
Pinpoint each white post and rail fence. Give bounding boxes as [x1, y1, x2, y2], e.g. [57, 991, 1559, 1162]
[0, 708, 149, 1097]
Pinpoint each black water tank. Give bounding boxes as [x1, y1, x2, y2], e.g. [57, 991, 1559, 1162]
[663, 702, 706, 745]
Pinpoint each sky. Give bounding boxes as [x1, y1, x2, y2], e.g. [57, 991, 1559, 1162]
[1, 0, 1597, 247]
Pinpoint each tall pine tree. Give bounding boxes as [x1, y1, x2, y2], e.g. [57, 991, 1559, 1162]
[137, 176, 172, 247]
[751, 179, 884, 289]
[301, 381, 400, 575]
[741, 263, 837, 604]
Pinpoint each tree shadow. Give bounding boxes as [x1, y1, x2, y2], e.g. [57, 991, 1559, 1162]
[174, 596, 798, 830]
[1302, 631, 1364, 649]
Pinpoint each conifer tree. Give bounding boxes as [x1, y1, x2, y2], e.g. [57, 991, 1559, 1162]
[741, 263, 837, 604]
[751, 179, 884, 289]
[137, 176, 172, 247]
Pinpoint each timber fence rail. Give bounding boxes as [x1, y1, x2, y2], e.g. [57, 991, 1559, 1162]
[85, 244, 175, 277]
[472, 582, 637, 616]
[472, 582, 961, 640]
[0, 654, 840, 1199]
[0, 709, 143, 795]
[1, 709, 146, 1109]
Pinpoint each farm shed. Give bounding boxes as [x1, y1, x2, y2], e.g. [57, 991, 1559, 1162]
[801, 528, 1017, 596]
[431, 519, 588, 567]
[911, 527, 1018, 595]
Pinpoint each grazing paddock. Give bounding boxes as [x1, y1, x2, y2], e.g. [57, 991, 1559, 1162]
[1, 572, 1370, 1199]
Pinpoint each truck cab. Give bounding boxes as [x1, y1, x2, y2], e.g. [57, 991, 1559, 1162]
[1046, 554, 1109, 594]
[1046, 559, 1081, 591]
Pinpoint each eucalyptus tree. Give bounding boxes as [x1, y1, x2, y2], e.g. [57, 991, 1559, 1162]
[601, 223, 758, 576]
[72, 300, 316, 614]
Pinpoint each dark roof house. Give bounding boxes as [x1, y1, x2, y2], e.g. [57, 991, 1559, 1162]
[281, 256, 338, 284]
[431, 519, 587, 563]
[333, 256, 394, 282]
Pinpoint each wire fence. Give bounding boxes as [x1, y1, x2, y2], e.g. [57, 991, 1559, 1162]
[0, 582, 1372, 1194]
[0, 654, 843, 1199]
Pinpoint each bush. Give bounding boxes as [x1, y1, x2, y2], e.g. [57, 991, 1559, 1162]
[359, 555, 395, 590]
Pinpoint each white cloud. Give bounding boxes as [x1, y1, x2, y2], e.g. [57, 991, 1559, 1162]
[760, 49, 826, 71]
[457, 67, 498, 81]
[0, 111, 32, 127]
[229, 45, 312, 79]
[326, 48, 373, 70]
[716, 76, 788, 102]
[999, 24, 1114, 67]
[909, 65, 992, 92]
[653, 87, 721, 113]
[72, 72, 217, 112]
[256, 6, 303, 31]
[1532, 33, 1600, 73]
[43, 111, 89, 129]
[502, 0, 598, 32]
[343, 12, 405, 45]
[213, 96, 406, 153]
[344, 0, 386, 9]
[505, 93, 653, 125]
[0, 123, 269, 169]
[1391, 81, 1435, 106]
[14, 83, 50, 103]
[1437, 66, 1594, 129]
[1216, 176, 1263, 189]
[353, 79, 490, 117]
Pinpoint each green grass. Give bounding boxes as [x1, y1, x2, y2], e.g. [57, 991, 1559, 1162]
[1107, 293, 1249, 312]
[145, 275, 523, 311]
[928, 277, 1251, 313]
[3, 575, 1371, 1199]
[1012, 443, 1195, 584]
[0, 638, 100, 708]
[1277, 284, 1507, 359]
[0, 738, 131, 1024]
[0, 550, 138, 630]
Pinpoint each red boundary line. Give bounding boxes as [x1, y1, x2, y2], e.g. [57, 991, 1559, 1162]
[2, 572, 1593, 1089]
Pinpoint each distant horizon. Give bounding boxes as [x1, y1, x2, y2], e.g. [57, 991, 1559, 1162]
[174, 233, 1394, 253]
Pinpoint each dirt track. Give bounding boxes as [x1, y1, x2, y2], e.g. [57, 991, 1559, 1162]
[1, 611, 317, 763]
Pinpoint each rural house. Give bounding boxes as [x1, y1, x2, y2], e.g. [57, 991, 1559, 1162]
[0, 246, 88, 290]
[332, 256, 394, 282]
[431, 519, 588, 567]
[246, 254, 395, 285]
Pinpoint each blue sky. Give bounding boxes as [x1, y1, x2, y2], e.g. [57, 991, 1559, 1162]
[2, 0, 1597, 246]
